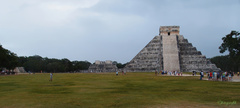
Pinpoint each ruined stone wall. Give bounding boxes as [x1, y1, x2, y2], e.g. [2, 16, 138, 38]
[13, 67, 26, 73]
[88, 61, 118, 72]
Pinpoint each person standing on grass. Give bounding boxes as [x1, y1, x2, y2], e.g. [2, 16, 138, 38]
[212, 71, 215, 80]
[215, 72, 217, 80]
[222, 72, 226, 81]
[226, 72, 229, 81]
[238, 72, 239, 76]
[209, 72, 213, 80]
[155, 70, 157, 76]
[49, 73, 53, 81]
[206, 72, 208, 79]
[228, 72, 232, 81]
[116, 71, 118, 76]
[217, 72, 220, 81]
[200, 71, 203, 80]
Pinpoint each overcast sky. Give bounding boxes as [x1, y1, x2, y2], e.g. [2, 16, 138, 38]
[0, 0, 240, 63]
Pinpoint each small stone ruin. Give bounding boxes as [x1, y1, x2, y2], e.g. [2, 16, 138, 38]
[88, 60, 118, 72]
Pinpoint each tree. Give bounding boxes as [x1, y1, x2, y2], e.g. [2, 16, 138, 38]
[219, 31, 240, 71]
[112, 61, 128, 69]
[61, 58, 73, 72]
[0, 45, 18, 70]
[72, 61, 91, 71]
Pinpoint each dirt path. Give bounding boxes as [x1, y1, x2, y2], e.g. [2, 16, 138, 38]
[159, 73, 240, 82]
[202, 76, 240, 82]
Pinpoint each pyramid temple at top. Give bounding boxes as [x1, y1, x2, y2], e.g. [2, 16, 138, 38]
[124, 26, 220, 72]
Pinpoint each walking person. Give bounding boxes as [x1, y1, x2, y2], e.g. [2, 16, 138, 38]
[49, 73, 53, 81]
[212, 71, 215, 80]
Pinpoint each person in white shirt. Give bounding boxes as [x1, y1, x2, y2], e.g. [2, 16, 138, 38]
[49, 73, 53, 81]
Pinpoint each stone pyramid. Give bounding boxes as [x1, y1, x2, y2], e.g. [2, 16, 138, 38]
[124, 26, 220, 72]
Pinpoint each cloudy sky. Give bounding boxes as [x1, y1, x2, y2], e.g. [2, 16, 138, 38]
[0, 0, 239, 63]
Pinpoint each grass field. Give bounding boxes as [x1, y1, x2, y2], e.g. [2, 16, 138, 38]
[0, 73, 239, 108]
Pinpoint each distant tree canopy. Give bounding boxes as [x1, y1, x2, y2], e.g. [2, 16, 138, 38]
[72, 61, 91, 71]
[1, 44, 127, 72]
[0, 45, 18, 70]
[210, 55, 231, 71]
[216, 30, 240, 71]
[18, 55, 92, 72]
[113, 61, 128, 69]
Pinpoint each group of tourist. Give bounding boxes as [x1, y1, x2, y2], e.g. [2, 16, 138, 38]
[1, 70, 16, 75]
[167, 71, 182, 76]
[154, 70, 183, 76]
[47, 70, 239, 82]
[116, 71, 126, 76]
[200, 71, 240, 81]
[152, 70, 240, 82]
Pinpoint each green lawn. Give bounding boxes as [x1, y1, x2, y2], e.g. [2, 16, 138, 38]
[0, 73, 239, 108]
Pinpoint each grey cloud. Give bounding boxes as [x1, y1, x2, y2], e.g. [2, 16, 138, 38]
[0, 0, 239, 63]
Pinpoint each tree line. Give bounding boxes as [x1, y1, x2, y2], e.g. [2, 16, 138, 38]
[0, 45, 18, 70]
[1, 44, 127, 72]
[210, 55, 235, 72]
[18, 55, 91, 72]
[0, 44, 92, 72]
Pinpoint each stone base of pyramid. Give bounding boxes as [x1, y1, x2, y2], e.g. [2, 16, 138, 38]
[124, 26, 220, 72]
